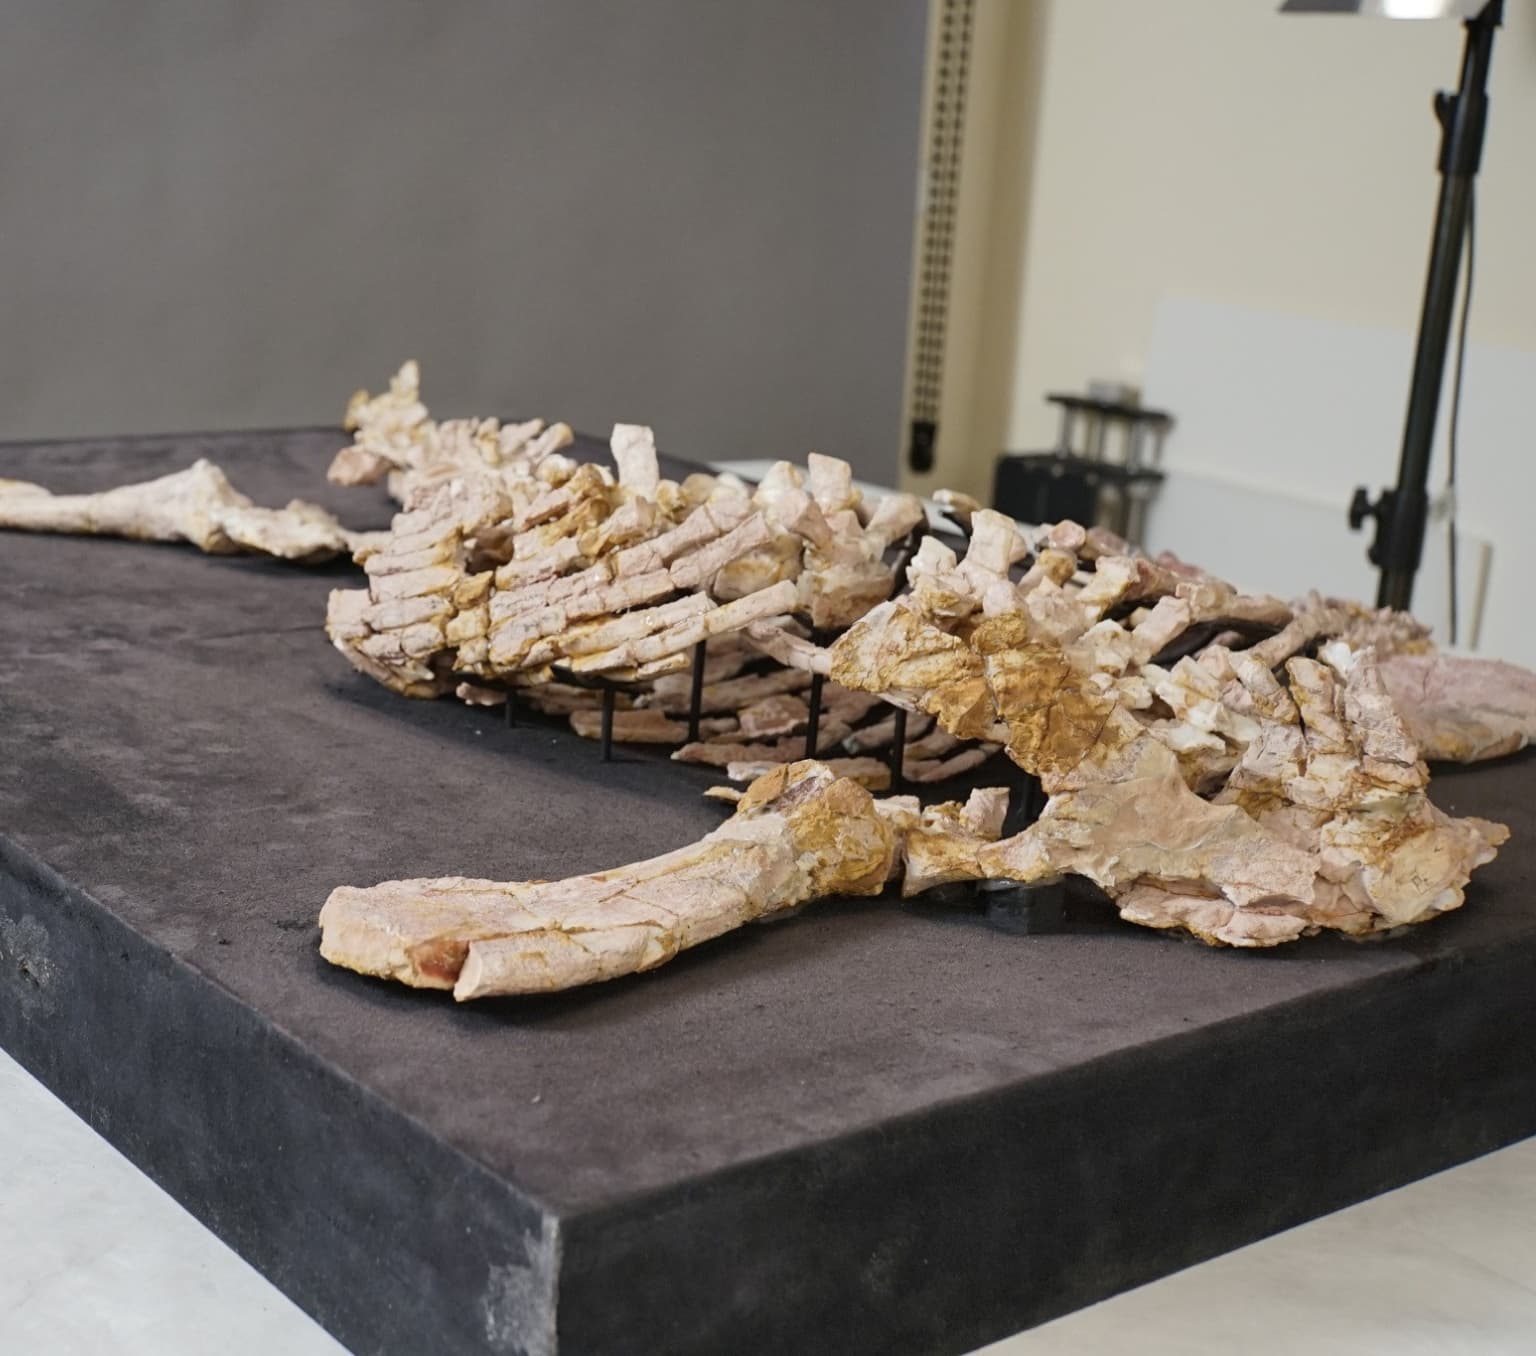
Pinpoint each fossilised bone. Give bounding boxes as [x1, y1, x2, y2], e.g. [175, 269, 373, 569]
[972, 643, 1507, 948]
[1380, 651, 1536, 763]
[325, 371, 965, 777]
[794, 490, 928, 631]
[902, 788, 1010, 895]
[737, 693, 810, 739]
[332, 359, 575, 502]
[830, 599, 996, 741]
[323, 362, 1529, 864]
[522, 684, 632, 716]
[610, 423, 661, 498]
[643, 664, 813, 716]
[724, 757, 895, 791]
[322, 364, 1526, 954]
[827, 515, 1511, 945]
[569, 709, 736, 743]
[337, 359, 434, 484]
[319, 762, 1008, 998]
[904, 744, 1001, 784]
[0, 459, 355, 563]
[843, 711, 935, 754]
[932, 488, 983, 533]
[742, 619, 832, 675]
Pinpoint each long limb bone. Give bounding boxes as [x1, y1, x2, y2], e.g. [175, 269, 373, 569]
[0, 459, 354, 562]
[320, 762, 1009, 999]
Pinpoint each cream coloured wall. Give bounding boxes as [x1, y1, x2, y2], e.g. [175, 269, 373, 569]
[996, 0, 1536, 458]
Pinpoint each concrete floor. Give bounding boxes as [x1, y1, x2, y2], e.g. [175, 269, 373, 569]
[4, 1046, 1534, 1355]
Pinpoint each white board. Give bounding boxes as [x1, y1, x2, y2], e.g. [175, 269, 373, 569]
[1142, 296, 1529, 663]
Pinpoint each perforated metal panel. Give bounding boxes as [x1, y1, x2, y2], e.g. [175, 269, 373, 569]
[907, 0, 974, 475]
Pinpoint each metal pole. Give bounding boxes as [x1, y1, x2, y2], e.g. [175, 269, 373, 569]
[804, 673, 824, 759]
[889, 707, 908, 792]
[600, 686, 616, 762]
[1351, 2, 1500, 611]
[686, 639, 707, 744]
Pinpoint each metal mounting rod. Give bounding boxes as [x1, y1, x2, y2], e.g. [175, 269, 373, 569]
[804, 672, 824, 759]
[686, 639, 708, 744]
[599, 686, 616, 763]
[889, 706, 908, 792]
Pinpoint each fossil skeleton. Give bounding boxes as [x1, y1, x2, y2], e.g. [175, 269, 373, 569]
[0, 359, 1523, 972]
[312, 363, 1526, 972]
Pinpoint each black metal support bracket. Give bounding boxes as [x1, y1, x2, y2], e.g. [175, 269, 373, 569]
[974, 758, 1065, 933]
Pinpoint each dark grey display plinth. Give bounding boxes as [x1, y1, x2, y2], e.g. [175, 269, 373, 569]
[2, 430, 1535, 1356]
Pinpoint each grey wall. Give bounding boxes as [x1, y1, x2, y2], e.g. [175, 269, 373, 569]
[0, 1, 926, 481]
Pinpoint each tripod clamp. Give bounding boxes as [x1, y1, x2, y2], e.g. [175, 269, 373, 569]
[1349, 484, 1429, 575]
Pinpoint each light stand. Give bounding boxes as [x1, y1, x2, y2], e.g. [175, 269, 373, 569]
[1341, 0, 1503, 610]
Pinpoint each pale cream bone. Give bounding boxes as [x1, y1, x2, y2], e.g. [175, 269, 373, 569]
[931, 488, 983, 533]
[327, 432, 748, 706]
[843, 711, 935, 754]
[901, 788, 1010, 895]
[609, 423, 662, 499]
[569, 709, 736, 743]
[823, 684, 885, 727]
[330, 359, 576, 502]
[1379, 652, 1536, 764]
[971, 645, 1503, 948]
[643, 664, 814, 716]
[741, 619, 832, 675]
[712, 461, 808, 600]
[826, 514, 1511, 945]
[332, 359, 434, 485]
[674, 686, 874, 764]
[521, 684, 633, 716]
[806, 452, 860, 515]
[327, 391, 966, 764]
[980, 641, 1506, 944]
[792, 483, 928, 631]
[736, 693, 811, 740]
[671, 688, 866, 763]
[0, 459, 354, 563]
[830, 599, 997, 741]
[723, 757, 896, 791]
[319, 762, 1008, 999]
[905, 744, 1001, 784]
[325, 368, 1526, 841]
[674, 731, 841, 770]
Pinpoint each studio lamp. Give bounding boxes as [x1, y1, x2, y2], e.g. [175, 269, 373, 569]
[1280, 0, 1503, 615]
